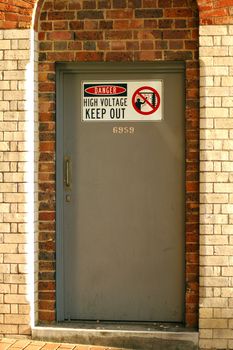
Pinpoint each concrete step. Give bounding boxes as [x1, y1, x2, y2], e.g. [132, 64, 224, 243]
[32, 324, 198, 350]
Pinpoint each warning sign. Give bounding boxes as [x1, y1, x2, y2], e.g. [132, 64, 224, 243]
[82, 80, 162, 122]
[132, 86, 160, 115]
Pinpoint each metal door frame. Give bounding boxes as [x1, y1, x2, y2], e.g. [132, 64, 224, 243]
[56, 61, 186, 321]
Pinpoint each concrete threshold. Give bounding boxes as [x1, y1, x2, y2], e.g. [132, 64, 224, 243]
[32, 323, 199, 350]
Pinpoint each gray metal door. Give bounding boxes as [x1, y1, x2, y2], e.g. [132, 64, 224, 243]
[57, 63, 185, 322]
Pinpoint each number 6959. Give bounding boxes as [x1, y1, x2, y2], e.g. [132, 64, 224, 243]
[112, 127, 135, 134]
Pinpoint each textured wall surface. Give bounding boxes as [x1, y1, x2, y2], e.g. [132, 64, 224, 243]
[199, 24, 233, 349]
[37, 0, 199, 327]
[0, 0, 233, 348]
[0, 1, 233, 28]
[199, 0, 233, 25]
[0, 29, 38, 336]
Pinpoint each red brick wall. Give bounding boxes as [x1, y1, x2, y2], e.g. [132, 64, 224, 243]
[0, 0, 33, 28]
[37, 0, 199, 328]
[0, 0, 232, 334]
[198, 0, 233, 25]
[1, 0, 233, 28]
[0, 0, 231, 334]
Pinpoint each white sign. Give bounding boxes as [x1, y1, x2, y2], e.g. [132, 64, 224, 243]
[82, 80, 163, 122]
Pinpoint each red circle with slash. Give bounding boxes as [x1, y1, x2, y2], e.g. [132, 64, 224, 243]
[132, 86, 160, 115]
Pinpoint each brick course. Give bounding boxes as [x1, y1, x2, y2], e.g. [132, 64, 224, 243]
[1, 1, 233, 29]
[37, 0, 199, 327]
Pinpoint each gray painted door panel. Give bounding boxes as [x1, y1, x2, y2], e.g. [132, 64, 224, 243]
[61, 65, 185, 322]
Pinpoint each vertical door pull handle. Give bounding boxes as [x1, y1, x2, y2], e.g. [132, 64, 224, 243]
[64, 157, 71, 188]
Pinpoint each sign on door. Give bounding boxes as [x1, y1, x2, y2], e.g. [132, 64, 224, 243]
[82, 80, 163, 122]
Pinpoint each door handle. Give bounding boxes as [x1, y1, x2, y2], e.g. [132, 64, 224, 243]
[64, 156, 71, 189]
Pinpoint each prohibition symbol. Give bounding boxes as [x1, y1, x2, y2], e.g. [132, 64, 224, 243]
[132, 86, 161, 115]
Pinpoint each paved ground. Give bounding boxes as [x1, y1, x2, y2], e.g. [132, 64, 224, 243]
[0, 338, 128, 350]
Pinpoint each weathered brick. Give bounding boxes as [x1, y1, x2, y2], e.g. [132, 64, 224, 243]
[4, 294, 28, 304]
[76, 10, 104, 19]
[48, 11, 75, 20]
